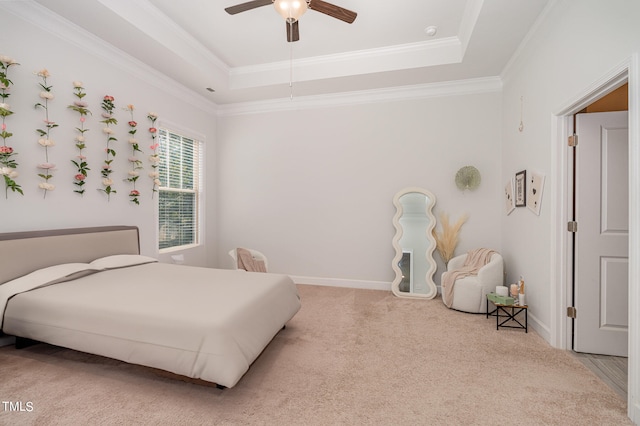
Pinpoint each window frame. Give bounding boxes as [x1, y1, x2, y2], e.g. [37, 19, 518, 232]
[157, 127, 202, 253]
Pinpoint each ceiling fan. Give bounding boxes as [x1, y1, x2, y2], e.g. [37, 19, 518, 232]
[225, 0, 357, 42]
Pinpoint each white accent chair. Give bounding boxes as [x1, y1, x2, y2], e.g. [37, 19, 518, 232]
[441, 252, 504, 313]
[228, 248, 269, 272]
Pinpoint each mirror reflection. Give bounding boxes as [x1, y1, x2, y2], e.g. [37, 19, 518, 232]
[398, 251, 412, 292]
[391, 188, 437, 299]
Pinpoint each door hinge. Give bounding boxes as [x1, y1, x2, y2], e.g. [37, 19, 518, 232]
[568, 221, 578, 232]
[568, 134, 578, 147]
[567, 306, 577, 318]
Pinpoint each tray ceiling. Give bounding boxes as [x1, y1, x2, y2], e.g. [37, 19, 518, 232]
[27, 0, 550, 105]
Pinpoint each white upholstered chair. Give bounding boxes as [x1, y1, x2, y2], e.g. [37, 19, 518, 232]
[441, 251, 504, 313]
[228, 248, 269, 272]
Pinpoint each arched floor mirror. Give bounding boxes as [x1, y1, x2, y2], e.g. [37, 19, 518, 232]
[391, 187, 438, 299]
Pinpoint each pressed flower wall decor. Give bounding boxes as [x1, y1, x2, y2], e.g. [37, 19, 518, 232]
[0, 55, 23, 197]
[125, 104, 143, 205]
[68, 81, 91, 195]
[35, 69, 57, 198]
[147, 112, 159, 197]
[99, 95, 117, 200]
[0, 61, 160, 202]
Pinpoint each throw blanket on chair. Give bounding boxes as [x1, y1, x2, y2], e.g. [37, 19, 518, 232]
[441, 248, 496, 308]
[236, 248, 267, 272]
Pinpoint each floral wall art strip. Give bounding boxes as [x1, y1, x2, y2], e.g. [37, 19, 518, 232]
[35, 69, 57, 198]
[125, 104, 142, 205]
[100, 95, 117, 200]
[0, 55, 23, 198]
[148, 112, 159, 197]
[68, 81, 91, 195]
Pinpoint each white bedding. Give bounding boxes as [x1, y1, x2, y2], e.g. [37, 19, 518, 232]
[1, 260, 301, 388]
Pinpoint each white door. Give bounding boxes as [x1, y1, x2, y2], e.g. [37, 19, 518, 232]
[574, 111, 628, 356]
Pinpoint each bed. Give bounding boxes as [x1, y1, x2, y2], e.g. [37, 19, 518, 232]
[0, 226, 301, 388]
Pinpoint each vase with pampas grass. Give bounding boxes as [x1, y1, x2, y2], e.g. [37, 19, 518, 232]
[433, 212, 468, 267]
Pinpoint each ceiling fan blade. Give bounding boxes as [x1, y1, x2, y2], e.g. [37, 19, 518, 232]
[308, 0, 357, 23]
[225, 0, 272, 15]
[286, 21, 300, 42]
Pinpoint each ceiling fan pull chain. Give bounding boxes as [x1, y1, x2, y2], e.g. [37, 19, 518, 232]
[289, 35, 294, 100]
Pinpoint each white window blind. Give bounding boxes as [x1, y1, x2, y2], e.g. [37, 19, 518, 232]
[158, 129, 200, 251]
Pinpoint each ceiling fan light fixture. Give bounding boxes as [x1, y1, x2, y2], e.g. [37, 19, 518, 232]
[274, 0, 308, 23]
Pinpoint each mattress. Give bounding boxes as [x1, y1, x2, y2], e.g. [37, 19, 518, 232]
[2, 260, 301, 388]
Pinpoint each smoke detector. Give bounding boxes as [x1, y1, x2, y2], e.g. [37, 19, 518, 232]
[425, 26, 438, 37]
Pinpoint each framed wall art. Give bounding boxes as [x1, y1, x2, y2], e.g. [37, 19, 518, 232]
[515, 170, 526, 207]
[505, 178, 515, 215]
[527, 170, 546, 215]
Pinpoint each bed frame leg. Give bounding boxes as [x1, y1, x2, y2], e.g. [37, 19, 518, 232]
[15, 337, 39, 349]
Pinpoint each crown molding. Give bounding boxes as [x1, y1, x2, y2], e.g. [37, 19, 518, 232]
[231, 37, 461, 76]
[230, 37, 463, 90]
[458, 0, 485, 54]
[2, 0, 219, 115]
[500, 0, 562, 84]
[217, 76, 503, 117]
[95, 0, 230, 86]
[227, 0, 484, 90]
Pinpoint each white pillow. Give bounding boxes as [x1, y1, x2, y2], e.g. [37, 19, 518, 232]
[3, 263, 93, 287]
[90, 254, 158, 270]
[0, 263, 96, 325]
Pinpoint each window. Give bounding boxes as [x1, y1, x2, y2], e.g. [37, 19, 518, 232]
[158, 129, 201, 251]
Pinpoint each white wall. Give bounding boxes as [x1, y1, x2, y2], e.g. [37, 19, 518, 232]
[501, 0, 640, 338]
[501, 0, 640, 336]
[500, 0, 640, 421]
[0, 4, 218, 266]
[217, 91, 502, 286]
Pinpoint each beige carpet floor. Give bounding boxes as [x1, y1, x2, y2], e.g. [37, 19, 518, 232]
[0, 285, 631, 425]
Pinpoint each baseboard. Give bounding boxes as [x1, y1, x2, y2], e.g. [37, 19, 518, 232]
[290, 275, 391, 291]
[630, 399, 640, 425]
[527, 311, 551, 343]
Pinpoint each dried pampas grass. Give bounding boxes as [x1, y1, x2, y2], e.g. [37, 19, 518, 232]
[433, 212, 468, 266]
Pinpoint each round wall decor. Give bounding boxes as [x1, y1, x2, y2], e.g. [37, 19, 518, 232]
[455, 166, 481, 191]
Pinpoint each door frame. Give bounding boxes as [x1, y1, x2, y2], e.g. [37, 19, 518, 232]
[550, 55, 639, 421]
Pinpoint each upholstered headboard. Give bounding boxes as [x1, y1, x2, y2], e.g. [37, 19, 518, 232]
[0, 226, 140, 285]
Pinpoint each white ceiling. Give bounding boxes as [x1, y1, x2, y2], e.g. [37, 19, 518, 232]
[31, 0, 551, 105]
